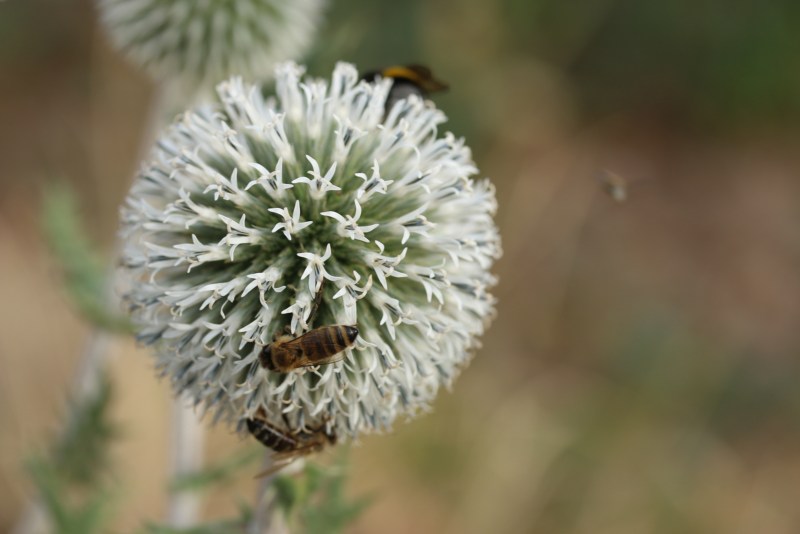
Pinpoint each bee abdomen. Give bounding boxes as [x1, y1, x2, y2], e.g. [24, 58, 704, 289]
[246, 418, 298, 453]
[322, 325, 359, 352]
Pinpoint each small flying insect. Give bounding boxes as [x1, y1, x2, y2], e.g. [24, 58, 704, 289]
[362, 64, 449, 114]
[258, 324, 359, 373]
[597, 169, 628, 203]
[247, 409, 336, 477]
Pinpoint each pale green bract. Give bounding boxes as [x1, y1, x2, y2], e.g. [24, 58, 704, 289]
[98, 0, 323, 98]
[119, 63, 501, 438]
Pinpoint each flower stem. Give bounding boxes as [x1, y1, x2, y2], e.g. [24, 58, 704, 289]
[167, 395, 205, 526]
[248, 453, 288, 534]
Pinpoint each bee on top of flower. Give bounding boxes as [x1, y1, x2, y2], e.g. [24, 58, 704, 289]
[119, 62, 501, 441]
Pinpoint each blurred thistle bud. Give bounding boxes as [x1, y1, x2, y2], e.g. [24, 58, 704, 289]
[119, 62, 501, 439]
[97, 0, 324, 101]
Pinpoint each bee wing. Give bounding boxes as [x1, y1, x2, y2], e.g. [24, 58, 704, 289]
[253, 444, 321, 479]
[285, 329, 350, 368]
[253, 456, 298, 479]
[294, 351, 348, 369]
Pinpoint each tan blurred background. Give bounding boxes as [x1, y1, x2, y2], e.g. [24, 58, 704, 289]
[3, 0, 800, 532]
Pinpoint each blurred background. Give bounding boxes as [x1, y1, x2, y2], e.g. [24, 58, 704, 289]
[2, 0, 800, 532]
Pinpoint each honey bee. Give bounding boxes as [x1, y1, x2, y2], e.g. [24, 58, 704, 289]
[362, 64, 449, 113]
[258, 325, 359, 373]
[247, 409, 336, 477]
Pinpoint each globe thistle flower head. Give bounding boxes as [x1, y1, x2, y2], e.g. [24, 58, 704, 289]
[120, 62, 501, 439]
[98, 0, 324, 100]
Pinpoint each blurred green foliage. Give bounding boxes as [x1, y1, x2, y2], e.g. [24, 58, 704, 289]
[27, 372, 117, 534]
[49, 374, 117, 486]
[41, 184, 132, 333]
[139, 507, 251, 534]
[550, 1, 800, 128]
[29, 460, 114, 534]
[274, 451, 373, 534]
[169, 449, 262, 494]
[313, 0, 800, 131]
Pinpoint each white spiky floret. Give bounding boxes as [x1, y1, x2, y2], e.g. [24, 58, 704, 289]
[98, 0, 324, 98]
[119, 62, 501, 439]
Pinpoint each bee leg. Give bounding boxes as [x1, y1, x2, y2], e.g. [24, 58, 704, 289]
[306, 279, 326, 330]
[312, 416, 337, 445]
[281, 411, 294, 430]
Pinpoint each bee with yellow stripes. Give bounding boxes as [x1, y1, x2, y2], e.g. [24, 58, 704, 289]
[258, 325, 359, 373]
[246, 408, 336, 477]
[362, 64, 449, 113]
